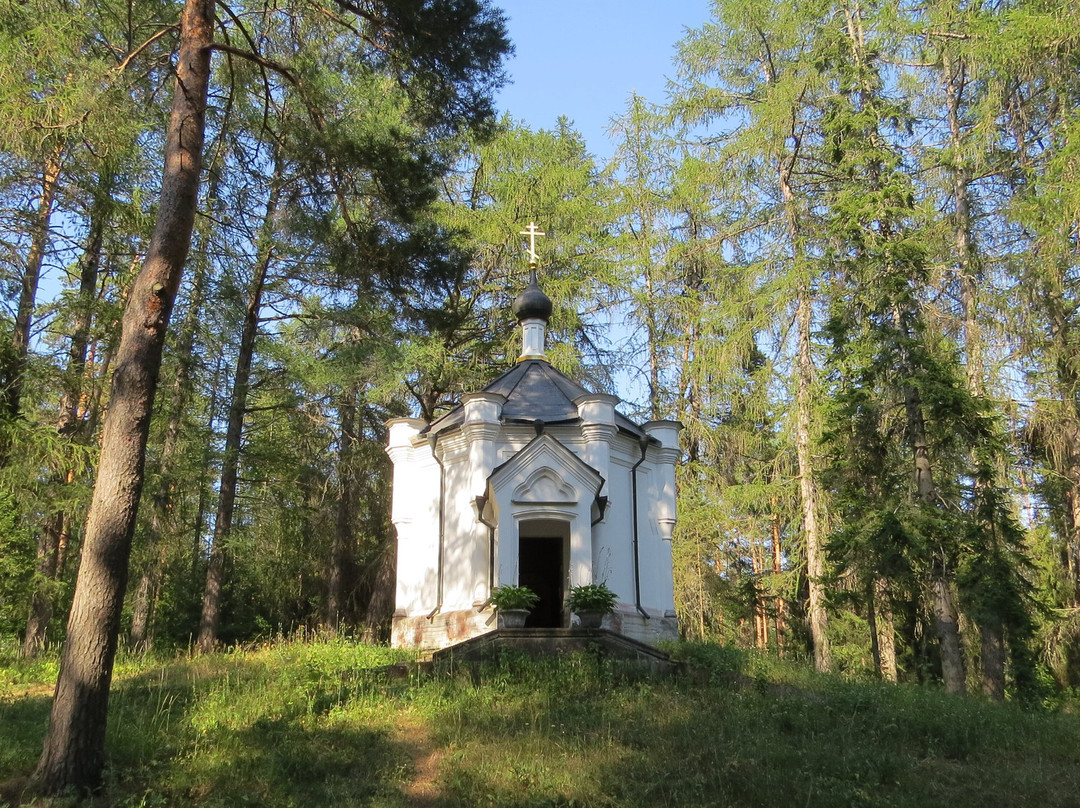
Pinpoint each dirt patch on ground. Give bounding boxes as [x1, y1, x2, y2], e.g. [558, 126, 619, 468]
[395, 717, 445, 807]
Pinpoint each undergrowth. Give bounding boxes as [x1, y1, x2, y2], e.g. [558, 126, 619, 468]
[2, 637, 1080, 807]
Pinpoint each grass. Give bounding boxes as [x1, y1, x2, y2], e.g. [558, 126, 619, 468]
[3, 636, 1080, 806]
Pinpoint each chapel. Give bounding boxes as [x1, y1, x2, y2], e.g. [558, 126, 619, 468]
[386, 226, 681, 651]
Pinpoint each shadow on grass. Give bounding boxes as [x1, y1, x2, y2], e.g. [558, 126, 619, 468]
[159, 719, 408, 807]
[419, 649, 1080, 808]
[1, 652, 421, 807]
[0, 692, 52, 785]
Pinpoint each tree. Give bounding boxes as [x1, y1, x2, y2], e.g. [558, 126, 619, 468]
[33, 0, 508, 790]
[195, 151, 282, 654]
[34, 0, 216, 791]
[669, 0, 832, 668]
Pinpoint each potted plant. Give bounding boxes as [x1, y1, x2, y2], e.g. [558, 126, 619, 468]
[567, 582, 617, 629]
[490, 584, 539, 629]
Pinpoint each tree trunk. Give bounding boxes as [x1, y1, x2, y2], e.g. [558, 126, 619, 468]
[980, 614, 1006, 700]
[3, 145, 63, 423]
[22, 512, 65, 657]
[797, 292, 831, 672]
[904, 379, 966, 693]
[771, 509, 786, 657]
[33, 0, 214, 793]
[776, 136, 830, 672]
[893, 298, 966, 694]
[871, 578, 898, 683]
[750, 536, 768, 649]
[364, 541, 397, 643]
[945, 47, 1008, 699]
[944, 52, 983, 399]
[931, 576, 965, 693]
[326, 387, 357, 630]
[58, 178, 108, 435]
[130, 160, 219, 651]
[196, 169, 280, 654]
[23, 175, 110, 658]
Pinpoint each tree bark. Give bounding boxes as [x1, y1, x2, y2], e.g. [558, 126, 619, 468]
[797, 292, 831, 672]
[326, 386, 357, 630]
[771, 509, 786, 657]
[33, 0, 214, 793]
[23, 175, 110, 658]
[944, 47, 1008, 699]
[902, 368, 966, 694]
[364, 540, 397, 643]
[130, 160, 219, 652]
[881, 285, 967, 695]
[909, 394, 966, 693]
[980, 614, 1006, 701]
[775, 120, 831, 672]
[22, 511, 65, 657]
[196, 169, 280, 654]
[750, 535, 768, 649]
[871, 578, 898, 683]
[3, 145, 63, 423]
[58, 177, 108, 435]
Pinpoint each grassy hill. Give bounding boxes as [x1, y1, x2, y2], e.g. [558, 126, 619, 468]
[2, 636, 1079, 807]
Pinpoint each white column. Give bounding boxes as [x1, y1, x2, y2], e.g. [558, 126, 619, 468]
[462, 392, 505, 602]
[461, 392, 506, 495]
[385, 418, 427, 528]
[643, 420, 682, 541]
[574, 393, 619, 494]
[643, 420, 682, 614]
[575, 393, 618, 584]
[385, 418, 429, 615]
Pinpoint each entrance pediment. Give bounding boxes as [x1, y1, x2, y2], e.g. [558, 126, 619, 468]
[488, 433, 603, 503]
[512, 469, 577, 504]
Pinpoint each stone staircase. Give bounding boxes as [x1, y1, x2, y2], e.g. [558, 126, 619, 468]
[429, 627, 679, 677]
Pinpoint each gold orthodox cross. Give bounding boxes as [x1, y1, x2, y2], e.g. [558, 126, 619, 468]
[519, 221, 546, 268]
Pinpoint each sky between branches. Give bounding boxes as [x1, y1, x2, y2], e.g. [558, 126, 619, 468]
[495, 0, 712, 161]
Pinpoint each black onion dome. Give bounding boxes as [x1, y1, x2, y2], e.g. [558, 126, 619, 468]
[511, 275, 553, 322]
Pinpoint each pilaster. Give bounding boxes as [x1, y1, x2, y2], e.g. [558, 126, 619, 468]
[462, 392, 506, 496]
[644, 420, 682, 541]
[574, 393, 619, 496]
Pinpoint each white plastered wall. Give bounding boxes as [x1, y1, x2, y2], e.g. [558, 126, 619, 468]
[386, 419, 440, 617]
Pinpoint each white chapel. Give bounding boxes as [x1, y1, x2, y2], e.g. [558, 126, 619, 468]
[386, 227, 681, 650]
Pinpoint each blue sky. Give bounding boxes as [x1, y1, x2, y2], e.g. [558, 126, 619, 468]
[494, 1, 713, 161]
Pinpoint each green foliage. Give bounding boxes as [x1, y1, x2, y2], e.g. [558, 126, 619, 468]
[566, 582, 618, 613]
[489, 585, 540, 612]
[0, 493, 33, 635]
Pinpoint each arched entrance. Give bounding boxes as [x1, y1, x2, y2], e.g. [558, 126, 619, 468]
[518, 518, 570, 628]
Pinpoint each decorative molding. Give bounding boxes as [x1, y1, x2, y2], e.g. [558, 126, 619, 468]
[512, 467, 578, 504]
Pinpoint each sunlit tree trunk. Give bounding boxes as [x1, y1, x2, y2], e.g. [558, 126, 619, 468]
[870, 578, 898, 683]
[771, 510, 786, 657]
[776, 125, 831, 672]
[130, 159, 220, 652]
[900, 359, 965, 694]
[33, 0, 214, 792]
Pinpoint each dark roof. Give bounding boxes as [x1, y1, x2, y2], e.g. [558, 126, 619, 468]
[426, 359, 646, 439]
[511, 277, 553, 322]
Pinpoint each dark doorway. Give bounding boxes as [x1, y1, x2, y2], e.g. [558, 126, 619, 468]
[518, 536, 565, 628]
